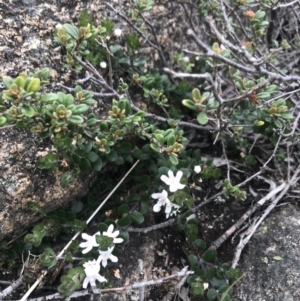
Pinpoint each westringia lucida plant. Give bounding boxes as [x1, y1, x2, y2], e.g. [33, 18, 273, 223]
[0, 0, 299, 300]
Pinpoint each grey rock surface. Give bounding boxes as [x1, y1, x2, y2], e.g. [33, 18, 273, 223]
[234, 204, 300, 301]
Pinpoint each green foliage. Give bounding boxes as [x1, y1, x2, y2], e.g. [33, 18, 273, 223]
[0, 2, 297, 300]
[40, 247, 57, 268]
[58, 267, 85, 296]
[223, 179, 247, 201]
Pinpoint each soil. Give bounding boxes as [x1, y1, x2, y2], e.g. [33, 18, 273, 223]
[1, 1, 300, 301]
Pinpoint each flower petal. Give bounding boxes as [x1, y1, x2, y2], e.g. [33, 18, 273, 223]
[194, 165, 201, 173]
[109, 254, 118, 262]
[160, 175, 170, 185]
[82, 277, 89, 289]
[165, 204, 172, 214]
[169, 183, 178, 192]
[151, 192, 161, 199]
[107, 224, 114, 235]
[101, 259, 108, 267]
[81, 233, 90, 240]
[96, 274, 107, 283]
[113, 237, 124, 244]
[175, 170, 183, 181]
[153, 203, 162, 212]
[168, 170, 175, 179]
[161, 189, 168, 198]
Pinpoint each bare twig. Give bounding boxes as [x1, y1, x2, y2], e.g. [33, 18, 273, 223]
[20, 267, 193, 301]
[209, 181, 286, 250]
[0, 277, 23, 300]
[273, 0, 300, 9]
[231, 164, 300, 268]
[186, 29, 300, 81]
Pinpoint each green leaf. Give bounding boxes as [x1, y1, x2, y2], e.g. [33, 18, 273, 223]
[78, 9, 94, 27]
[85, 142, 93, 152]
[110, 44, 123, 53]
[127, 33, 140, 50]
[254, 10, 265, 19]
[191, 282, 204, 296]
[120, 142, 133, 153]
[150, 143, 161, 153]
[15, 76, 25, 88]
[69, 115, 84, 124]
[86, 151, 98, 163]
[206, 267, 216, 280]
[73, 104, 89, 114]
[26, 78, 40, 93]
[119, 228, 129, 244]
[203, 249, 217, 263]
[0, 116, 7, 126]
[188, 254, 199, 267]
[280, 113, 293, 120]
[210, 277, 227, 289]
[139, 200, 149, 214]
[167, 135, 175, 146]
[38, 153, 58, 171]
[115, 157, 124, 165]
[169, 154, 179, 165]
[192, 88, 201, 102]
[93, 158, 103, 171]
[101, 18, 114, 36]
[194, 239, 206, 250]
[154, 133, 165, 145]
[207, 288, 218, 301]
[197, 112, 208, 125]
[41, 93, 58, 103]
[79, 158, 91, 172]
[63, 23, 79, 39]
[86, 118, 97, 127]
[71, 202, 83, 213]
[118, 204, 130, 215]
[117, 215, 131, 227]
[107, 150, 118, 162]
[257, 92, 270, 99]
[2, 76, 13, 88]
[182, 99, 197, 110]
[206, 100, 219, 110]
[130, 211, 144, 224]
[274, 119, 283, 129]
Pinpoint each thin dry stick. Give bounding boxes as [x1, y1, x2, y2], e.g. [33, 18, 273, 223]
[19, 160, 140, 301]
[208, 181, 286, 250]
[0, 276, 23, 300]
[231, 164, 300, 268]
[23, 267, 193, 301]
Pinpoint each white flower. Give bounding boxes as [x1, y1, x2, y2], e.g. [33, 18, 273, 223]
[161, 170, 185, 192]
[194, 165, 201, 173]
[183, 56, 190, 63]
[103, 224, 123, 244]
[98, 246, 118, 267]
[79, 232, 100, 254]
[152, 190, 181, 218]
[114, 28, 123, 37]
[203, 282, 209, 290]
[82, 258, 107, 288]
[100, 61, 107, 69]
